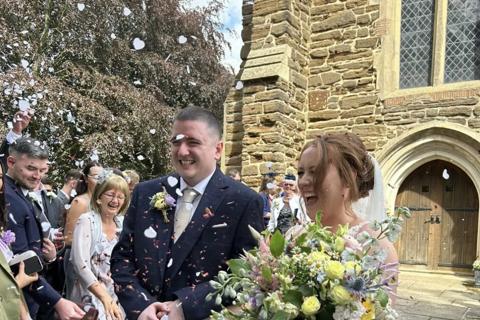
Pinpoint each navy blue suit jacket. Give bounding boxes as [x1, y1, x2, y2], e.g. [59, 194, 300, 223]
[4, 175, 61, 316]
[111, 168, 264, 320]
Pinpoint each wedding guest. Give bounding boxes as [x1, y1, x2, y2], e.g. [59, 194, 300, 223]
[111, 106, 264, 320]
[0, 110, 32, 169]
[0, 162, 38, 320]
[70, 171, 129, 320]
[267, 173, 309, 234]
[258, 174, 278, 224]
[123, 169, 140, 195]
[297, 132, 398, 298]
[64, 161, 102, 298]
[39, 175, 66, 229]
[57, 169, 82, 206]
[226, 168, 241, 182]
[5, 137, 84, 319]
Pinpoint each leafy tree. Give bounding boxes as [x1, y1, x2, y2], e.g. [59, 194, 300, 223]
[0, 0, 233, 181]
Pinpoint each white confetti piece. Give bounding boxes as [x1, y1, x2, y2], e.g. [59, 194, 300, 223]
[266, 182, 276, 189]
[140, 292, 148, 301]
[133, 80, 141, 85]
[70, 189, 77, 198]
[167, 176, 178, 187]
[132, 37, 145, 50]
[186, 65, 190, 74]
[176, 188, 183, 197]
[177, 35, 187, 44]
[90, 150, 99, 162]
[41, 221, 51, 232]
[195, 272, 201, 277]
[212, 223, 227, 229]
[20, 59, 29, 69]
[266, 162, 273, 168]
[18, 99, 30, 111]
[117, 136, 123, 143]
[149, 128, 156, 134]
[7, 121, 13, 129]
[77, 3, 85, 11]
[110, 33, 117, 40]
[167, 258, 173, 268]
[46, 107, 52, 113]
[33, 140, 40, 146]
[173, 134, 185, 142]
[442, 169, 450, 180]
[37, 285, 44, 291]
[123, 7, 132, 16]
[235, 81, 244, 90]
[64, 204, 72, 210]
[144, 226, 157, 239]
[137, 155, 145, 161]
[9, 213, 17, 224]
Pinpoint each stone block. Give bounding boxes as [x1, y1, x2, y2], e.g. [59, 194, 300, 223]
[342, 29, 357, 39]
[331, 50, 372, 62]
[311, 10, 356, 32]
[343, 68, 371, 79]
[225, 113, 242, 123]
[468, 118, 480, 128]
[255, 89, 289, 102]
[342, 80, 358, 88]
[224, 142, 243, 155]
[254, 0, 289, 16]
[345, 0, 368, 8]
[357, 14, 371, 25]
[262, 133, 291, 144]
[310, 48, 329, 58]
[352, 124, 386, 136]
[309, 119, 350, 130]
[311, 3, 345, 15]
[357, 27, 369, 37]
[309, 74, 323, 87]
[438, 106, 472, 117]
[225, 155, 241, 166]
[242, 164, 259, 176]
[243, 103, 263, 115]
[311, 30, 342, 41]
[340, 95, 377, 109]
[242, 3, 253, 16]
[321, 72, 342, 85]
[243, 115, 258, 125]
[251, 25, 271, 41]
[243, 84, 267, 94]
[355, 37, 379, 49]
[310, 110, 340, 120]
[341, 106, 375, 118]
[263, 100, 288, 113]
[271, 11, 300, 29]
[329, 44, 352, 54]
[309, 90, 329, 111]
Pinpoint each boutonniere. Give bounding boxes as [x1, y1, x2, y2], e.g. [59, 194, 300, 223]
[150, 188, 176, 223]
[271, 200, 280, 211]
[46, 191, 57, 199]
[0, 229, 15, 247]
[28, 192, 40, 204]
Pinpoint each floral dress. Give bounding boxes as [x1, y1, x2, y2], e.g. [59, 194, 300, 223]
[70, 212, 124, 320]
[276, 205, 294, 235]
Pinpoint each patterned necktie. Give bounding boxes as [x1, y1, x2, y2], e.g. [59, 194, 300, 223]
[174, 188, 199, 242]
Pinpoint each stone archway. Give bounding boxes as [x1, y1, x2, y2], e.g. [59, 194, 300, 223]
[377, 122, 480, 258]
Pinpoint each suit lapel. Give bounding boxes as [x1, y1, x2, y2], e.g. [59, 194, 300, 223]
[167, 169, 228, 278]
[152, 175, 180, 286]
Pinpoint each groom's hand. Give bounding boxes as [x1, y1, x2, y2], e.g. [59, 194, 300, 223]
[138, 302, 169, 320]
[163, 300, 185, 320]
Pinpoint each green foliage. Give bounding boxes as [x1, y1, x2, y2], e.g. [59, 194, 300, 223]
[270, 230, 285, 258]
[0, 0, 233, 182]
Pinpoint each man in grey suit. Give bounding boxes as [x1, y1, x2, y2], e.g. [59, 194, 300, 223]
[56, 169, 82, 206]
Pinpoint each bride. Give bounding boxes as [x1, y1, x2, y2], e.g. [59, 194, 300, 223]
[296, 132, 398, 298]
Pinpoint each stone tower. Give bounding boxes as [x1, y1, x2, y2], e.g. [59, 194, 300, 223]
[223, 0, 480, 269]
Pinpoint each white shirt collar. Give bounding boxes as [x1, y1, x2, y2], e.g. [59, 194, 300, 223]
[179, 169, 216, 196]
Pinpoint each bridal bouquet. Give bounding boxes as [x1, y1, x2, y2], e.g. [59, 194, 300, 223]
[207, 207, 411, 320]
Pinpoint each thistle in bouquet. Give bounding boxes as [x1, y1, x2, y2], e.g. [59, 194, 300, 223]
[208, 207, 411, 320]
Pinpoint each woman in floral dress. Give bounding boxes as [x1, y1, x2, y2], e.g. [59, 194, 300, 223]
[70, 171, 129, 320]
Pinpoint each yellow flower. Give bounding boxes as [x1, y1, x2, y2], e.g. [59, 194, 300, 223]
[325, 261, 345, 280]
[344, 261, 361, 274]
[334, 237, 345, 252]
[307, 251, 330, 265]
[330, 285, 352, 305]
[301, 296, 321, 316]
[361, 299, 375, 320]
[154, 198, 166, 210]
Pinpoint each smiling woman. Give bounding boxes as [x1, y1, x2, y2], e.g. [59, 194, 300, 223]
[69, 171, 129, 320]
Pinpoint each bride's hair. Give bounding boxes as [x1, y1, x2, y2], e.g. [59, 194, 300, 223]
[300, 132, 374, 202]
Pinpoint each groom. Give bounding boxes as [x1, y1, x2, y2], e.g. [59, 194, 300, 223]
[111, 106, 264, 320]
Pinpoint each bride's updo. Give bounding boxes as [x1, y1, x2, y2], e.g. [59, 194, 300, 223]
[300, 132, 374, 202]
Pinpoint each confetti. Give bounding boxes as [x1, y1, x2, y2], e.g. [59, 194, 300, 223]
[266, 182, 276, 190]
[18, 99, 30, 111]
[266, 162, 273, 168]
[144, 226, 157, 238]
[175, 188, 183, 197]
[41, 222, 51, 232]
[64, 204, 71, 210]
[117, 136, 123, 143]
[235, 81, 244, 90]
[110, 33, 117, 40]
[9, 213, 17, 224]
[149, 129, 156, 134]
[167, 176, 178, 187]
[442, 169, 450, 180]
[7, 121, 13, 129]
[212, 223, 227, 229]
[133, 80, 141, 85]
[123, 7, 132, 16]
[167, 258, 173, 268]
[90, 150, 99, 162]
[77, 3, 85, 11]
[177, 35, 187, 44]
[137, 155, 145, 161]
[132, 38, 145, 50]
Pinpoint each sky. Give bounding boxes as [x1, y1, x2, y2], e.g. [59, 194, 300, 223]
[188, 0, 243, 73]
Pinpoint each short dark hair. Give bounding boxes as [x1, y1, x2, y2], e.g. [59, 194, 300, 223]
[64, 169, 82, 184]
[41, 175, 54, 186]
[175, 106, 222, 138]
[227, 168, 240, 178]
[9, 137, 49, 160]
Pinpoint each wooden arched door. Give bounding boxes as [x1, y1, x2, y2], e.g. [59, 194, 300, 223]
[395, 160, 479, 269]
